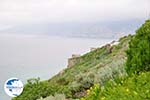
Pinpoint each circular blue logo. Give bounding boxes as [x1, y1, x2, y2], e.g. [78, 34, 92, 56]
[4, 78, 24, 97]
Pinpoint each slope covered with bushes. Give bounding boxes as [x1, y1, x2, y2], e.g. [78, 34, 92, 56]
[13, 34, 131, 100]
[13, 19, 150, 100]
[81, 20, 150, 100]
[81, 72, 150, 100]
[126, 20, 150, 74]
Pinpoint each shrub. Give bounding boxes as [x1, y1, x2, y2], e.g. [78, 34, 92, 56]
[126, 20, 150, 74]
[37, 94, 66, 100]
[12, 78, 60, 100]
[80, 84, 101, 100]
[81, 72, 150, 100]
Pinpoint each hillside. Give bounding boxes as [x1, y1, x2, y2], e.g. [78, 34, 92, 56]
[81, 20, 150, 100]
[13, 34, 132, 100]
[12, 20, 150, 100]
[48, 35, 131, 97]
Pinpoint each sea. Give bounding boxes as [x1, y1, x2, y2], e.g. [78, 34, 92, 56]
[0, 34, 113, 100]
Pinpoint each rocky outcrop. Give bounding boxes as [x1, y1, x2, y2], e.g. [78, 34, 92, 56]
[110, 40, 119, 46]
[90, 47, 97, 51]
[67, 54, 81, 68]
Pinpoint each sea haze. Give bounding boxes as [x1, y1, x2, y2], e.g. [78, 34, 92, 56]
[0, 34, 113, 100]
[0, 19, 144, 39]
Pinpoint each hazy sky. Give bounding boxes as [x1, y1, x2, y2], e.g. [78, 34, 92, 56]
[0, 0, 149, 34]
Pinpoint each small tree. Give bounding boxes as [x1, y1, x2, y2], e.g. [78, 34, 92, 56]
[126, 20, 150, 74]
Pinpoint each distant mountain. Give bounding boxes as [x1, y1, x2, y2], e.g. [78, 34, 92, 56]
[1, 19, 144, 39]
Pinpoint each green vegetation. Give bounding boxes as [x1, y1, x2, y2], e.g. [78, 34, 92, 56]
[37, 94, 66, 100]
[126, 20, 150, 74]
[13, 20, 150, 100]
[13, 34, 131, 100]
[81, 20, 150, 100]
[12, 78, 61, 100]
[81, 72, 150, 100]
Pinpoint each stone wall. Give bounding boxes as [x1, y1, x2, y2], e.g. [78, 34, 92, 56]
[67, 54, 81, 68]
[90, 47, 97, 51]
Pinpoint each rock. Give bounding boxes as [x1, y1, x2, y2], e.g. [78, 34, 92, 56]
[90, 47, 97, 51]
[110, 41, 119, 46]
[67, 54, 81, 68]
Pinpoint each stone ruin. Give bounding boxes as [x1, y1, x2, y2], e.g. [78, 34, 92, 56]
[67, 41, 120, 68]
[67, 54, 81, 68]
[90, 47, 97, 51]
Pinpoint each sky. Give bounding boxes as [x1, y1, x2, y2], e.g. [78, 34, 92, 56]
[0, 0, 149, 36]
